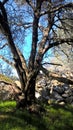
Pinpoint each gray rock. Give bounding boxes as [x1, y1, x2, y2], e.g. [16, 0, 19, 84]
[51, 91, 63, 101]
[41, 89, 49, 98]
[63, 84, 69, 90]
[62, 93, 69, 98]
[58, 102, 65, 105]
[53, 86, 64, 94]
[64, 89, 73, 97]
[65, 96, 73, 103]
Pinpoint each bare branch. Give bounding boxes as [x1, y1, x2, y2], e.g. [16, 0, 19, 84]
[54, 24, 67, 30]
[26, 0, 35, 11]
[40, 3, 73, 16]
[0, 55, 15, 68]
[42, 62, 62, 66]
[28, 1, 42, 71]
[0, 43, 8, 49]
[16, 46, 28, 75]
[52, 3, 73, 13]
[43, 38, 73, 54]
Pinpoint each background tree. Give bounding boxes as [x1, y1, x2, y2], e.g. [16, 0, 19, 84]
[53, 8, 73, 71]
[0, 0, 73, 106]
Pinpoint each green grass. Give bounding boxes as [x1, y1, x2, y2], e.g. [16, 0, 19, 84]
[0, 101, 73, 130]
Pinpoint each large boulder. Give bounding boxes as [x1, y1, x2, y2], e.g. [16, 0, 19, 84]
[0, 80, 21, 101]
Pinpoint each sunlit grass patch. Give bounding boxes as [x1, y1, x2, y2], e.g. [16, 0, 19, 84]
[0, 100, 16, 112]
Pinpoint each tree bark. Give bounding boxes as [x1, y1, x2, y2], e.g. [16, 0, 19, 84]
[16, 70, 39, 109]
[24, 70, 39, 104]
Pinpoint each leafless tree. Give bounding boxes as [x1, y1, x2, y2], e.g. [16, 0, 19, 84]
[0, 0, 73, 106]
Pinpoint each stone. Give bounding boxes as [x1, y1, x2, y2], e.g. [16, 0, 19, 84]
[35, 91, 41, 99]
[62, 93, 69, 98]
[58, 101, 65, 105]
[41, 89, 49, 98]
[51, 91, 63, 101]
[48, 99, 55, 104]
[65, 96, 73, 103]
[15, 80, 21, 88]
[64, 89, 72, 97]
[63, 84, 69, 90]
[53, 86, 64, 94]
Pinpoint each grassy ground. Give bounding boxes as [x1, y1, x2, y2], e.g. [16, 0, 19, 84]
[0, 101, 73, 130]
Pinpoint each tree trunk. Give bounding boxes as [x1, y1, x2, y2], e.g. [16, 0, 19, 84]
[24, 70, 39, 104]
[16, 70, 39, 109]
[25, 79, 35, 105]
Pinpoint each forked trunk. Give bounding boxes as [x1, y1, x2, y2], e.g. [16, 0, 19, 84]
[16, 70, 38, 109]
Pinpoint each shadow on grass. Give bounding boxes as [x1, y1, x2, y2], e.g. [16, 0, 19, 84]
[0, 101, 48, 130]
[0, 101, 73, 130]
[51, 103, 73, 114]
[0, 111, 49, 130]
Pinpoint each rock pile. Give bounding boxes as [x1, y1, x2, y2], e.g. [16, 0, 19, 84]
[49, 85, 73, 105]
[36, 83, 73, 105]
[36, 71, 73, 105]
